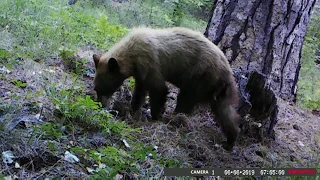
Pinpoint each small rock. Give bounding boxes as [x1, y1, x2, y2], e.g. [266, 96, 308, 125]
[64, 151, 80, 163]
[153, 145, 158, 151]
[214, 144, 220, 149]
[4, 176, 12, 180]
[122, 139, 131, 148]
[85, 72, 95, 78]
[232, 149, 240, 156]
[35, 113, 41, 120]
[115, 174, 123, 180]
[145, 109, 152, 119]
[15, 162, 20, 168]
[2, 151, 15, 164]
[0, 66, 11, 74]
[298, 141, 305, 147]
[88, 136, 107, 147]
[98, 162, 106, 169]
[86, 167, 95, 174]
[147, 153, 153, 159]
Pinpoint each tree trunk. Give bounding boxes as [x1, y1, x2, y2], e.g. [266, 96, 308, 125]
[205, 0, 316, 102]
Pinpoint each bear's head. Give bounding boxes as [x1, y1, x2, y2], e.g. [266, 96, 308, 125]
[93, 54, 127, 103]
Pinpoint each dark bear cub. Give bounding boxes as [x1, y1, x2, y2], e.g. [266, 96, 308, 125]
[92, 27, 241, 151]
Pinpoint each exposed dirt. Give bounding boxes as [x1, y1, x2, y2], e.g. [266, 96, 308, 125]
[0, 49, 319, 179]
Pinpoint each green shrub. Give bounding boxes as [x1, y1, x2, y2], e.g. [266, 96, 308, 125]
[297, 15, 320, 110]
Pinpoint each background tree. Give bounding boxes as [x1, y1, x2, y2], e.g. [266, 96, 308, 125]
[205, 0, 317, 102]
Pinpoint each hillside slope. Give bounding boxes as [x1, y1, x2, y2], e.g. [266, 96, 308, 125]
[0, 50, 319, 179]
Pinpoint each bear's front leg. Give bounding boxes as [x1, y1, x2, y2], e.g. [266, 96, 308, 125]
[174, 89, 196, 114]
[131, 80, 147, 112]
[148, 85, 168, 121]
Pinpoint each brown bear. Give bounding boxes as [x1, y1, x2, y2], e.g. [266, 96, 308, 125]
[92, 27, 241, 151]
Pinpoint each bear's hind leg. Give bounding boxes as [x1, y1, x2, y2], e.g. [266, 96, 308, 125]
[148, 84, 168, 121]
[131, 80, 147, 112]
[211, 100, 240, 151]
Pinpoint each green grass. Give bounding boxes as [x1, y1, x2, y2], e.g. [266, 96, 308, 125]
[0, 0, 128, 60]
[0, 0, 208, 61]
[39, 79, 162, 178]
[297, 15, 320, 110]
[297, 41, 320, 110]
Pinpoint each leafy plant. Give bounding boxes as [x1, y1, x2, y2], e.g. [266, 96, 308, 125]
[35, 123, 64, 139]
[72, 143, 159, 179]
[42, 76, 142, 139]
[128, 77, 135, 90]
[0, 49, 10, 59]
[46, 87, 106, 128]
[171, 0, 184, 26]
[94, 14, 128, 48]
[160, 158, 183, 168]
[48, 141, 59, 153]
[10, 79, 27, 88]
[59, 47, 76, 61]
[71, 146, 134, 179]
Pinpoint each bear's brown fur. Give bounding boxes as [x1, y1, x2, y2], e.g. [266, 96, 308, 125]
[93, 27, 241, 151]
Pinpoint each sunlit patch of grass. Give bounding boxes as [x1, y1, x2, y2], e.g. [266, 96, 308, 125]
[0, 0, 128, 60]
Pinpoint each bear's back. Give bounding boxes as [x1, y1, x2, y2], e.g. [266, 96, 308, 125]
[102, 27, 233, 87]
[122, 28, 232, 86]
[106, 27, 228, 66]
[132, 27, 229, 65]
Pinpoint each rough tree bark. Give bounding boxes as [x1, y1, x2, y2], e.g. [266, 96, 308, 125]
[205, 0, 316, 102]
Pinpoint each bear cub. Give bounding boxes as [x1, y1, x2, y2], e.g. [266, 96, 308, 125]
[92, 27, 241, 151]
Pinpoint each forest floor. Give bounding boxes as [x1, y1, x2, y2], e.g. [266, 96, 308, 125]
[0, 49, 319, 179]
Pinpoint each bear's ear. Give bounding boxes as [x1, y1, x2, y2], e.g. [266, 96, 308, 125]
[93, 54, 101, 69]
[108, 58, 119, 73]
